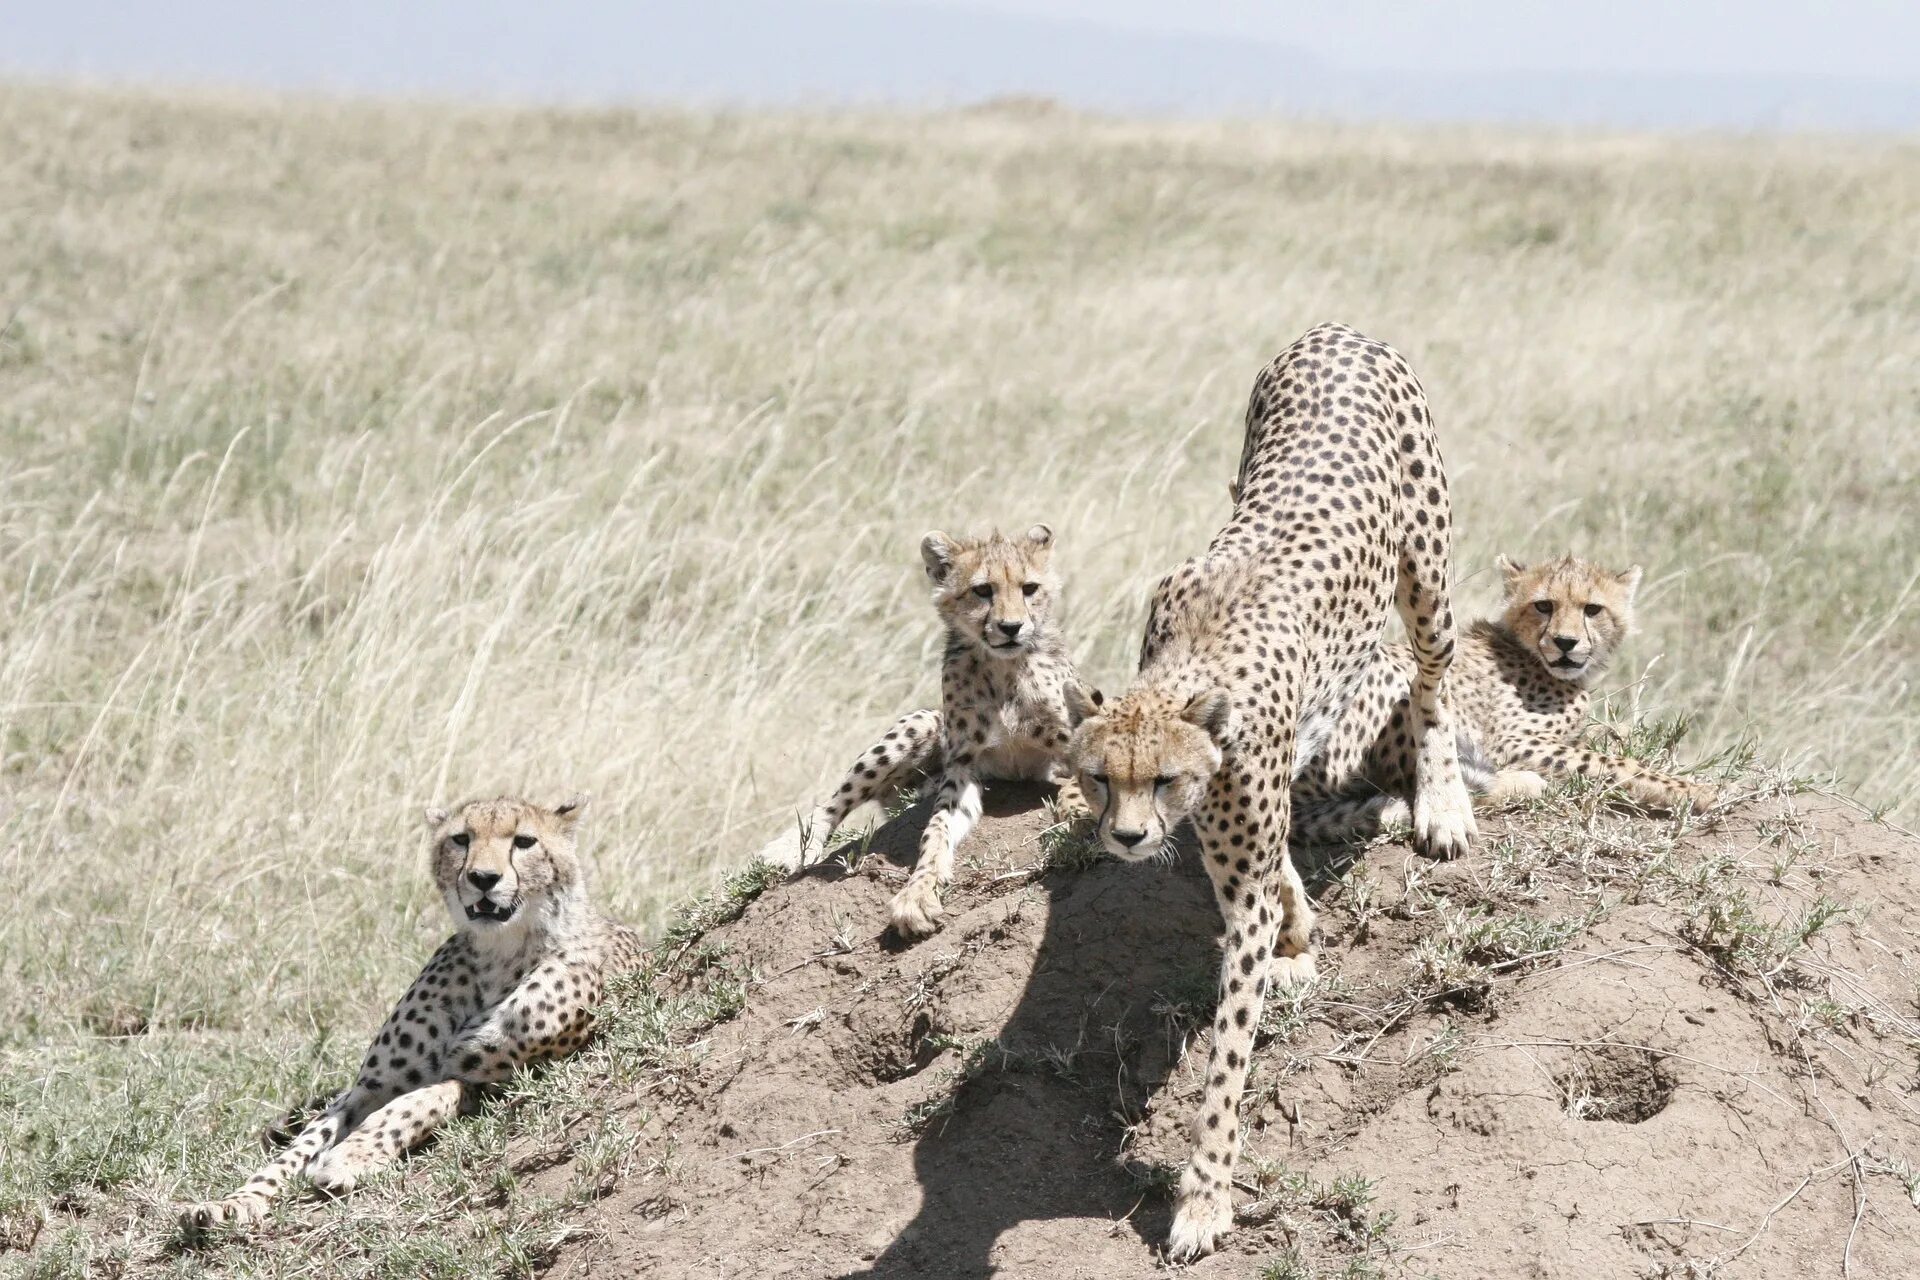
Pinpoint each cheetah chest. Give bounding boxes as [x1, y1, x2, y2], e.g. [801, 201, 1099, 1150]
[971, 685, 1068, 782]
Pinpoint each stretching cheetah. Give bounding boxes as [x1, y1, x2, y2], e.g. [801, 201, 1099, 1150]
[757, 525, 1096, 939]
[181, 795, 642, 1231]
[1064, 323, 1475, 1260]
[1293, 554, 1717, 841]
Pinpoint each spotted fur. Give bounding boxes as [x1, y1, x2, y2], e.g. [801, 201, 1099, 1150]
[1293, 555, 1717, 840]
[757, 525, 1097, 939]
[1065, 323, 1475, 1260]
[180, 795, 642, 1231]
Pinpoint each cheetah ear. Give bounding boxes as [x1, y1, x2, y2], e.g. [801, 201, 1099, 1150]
[920, 532, 957, 583]
[1615, 564, 1644, 601]
[1024, 524, 1053, 549]
[422, 805, 450, 829]
[1180, 687, 1234, 747]
[1495, 555, 1528, 594]
[1064, 683, 1103, 728]
[551, 793, 590, 833]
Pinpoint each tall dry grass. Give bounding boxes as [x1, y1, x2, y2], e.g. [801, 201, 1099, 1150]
[0, 85, 1915, 1245]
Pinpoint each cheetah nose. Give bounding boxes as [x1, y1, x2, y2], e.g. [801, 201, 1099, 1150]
[997, 620, 1024, 639]
[467, 869, 503, 892]
[1552, 635, 1578, 654]
[1111, 828, 1148, 848]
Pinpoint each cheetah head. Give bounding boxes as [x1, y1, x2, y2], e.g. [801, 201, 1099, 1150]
[920, 524, 1059, 660]
[1497, 555, 1641, 685]
[424, 794, 589, 941]
[1063, 684, 1231, 862]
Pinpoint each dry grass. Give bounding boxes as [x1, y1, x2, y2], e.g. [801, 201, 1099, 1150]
[1, 83, 1916, 1271]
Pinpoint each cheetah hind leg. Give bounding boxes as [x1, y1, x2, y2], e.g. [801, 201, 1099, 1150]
[755, 709, 941, 871]
[1394, 568, 1477, 860]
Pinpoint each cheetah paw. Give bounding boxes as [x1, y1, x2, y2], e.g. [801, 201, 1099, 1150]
[1269, 950, 1318, 990]
[888, 879, 945, 940]
[179, 1193, 268, 1233]
[1682, 780, 1722, 810]
[305, 1151, 360, 1196]
[1166, 1180, 1233, 1262]
[1480, 769, 1548, 809]
[754, 823, 812, 873]
[1412, 784, 1476, 860]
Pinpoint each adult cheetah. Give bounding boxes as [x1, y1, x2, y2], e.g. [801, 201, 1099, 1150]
[758, 525, 1097, 939]
[1292, 553, 1718, 841]
[181, 795, 642, 1231]
[1063, 323, 1475, 1260]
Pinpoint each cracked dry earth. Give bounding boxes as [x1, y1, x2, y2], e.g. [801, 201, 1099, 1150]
[534, 784, 1920, 1278]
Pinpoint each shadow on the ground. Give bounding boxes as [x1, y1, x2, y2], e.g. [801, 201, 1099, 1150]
[824, 783, 1369, 1278]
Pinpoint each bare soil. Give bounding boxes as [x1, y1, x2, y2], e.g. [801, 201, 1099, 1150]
[534, 786, 1920, 1278]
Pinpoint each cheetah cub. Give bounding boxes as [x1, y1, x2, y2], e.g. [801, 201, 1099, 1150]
[181, 795, 642, 1232]
[757, 525, 1097, 940]
[1293, 554, 1717, 841]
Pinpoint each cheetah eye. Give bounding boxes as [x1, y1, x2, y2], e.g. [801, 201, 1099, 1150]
[450, 832, 470, 848]
[1088, 772, 1109, 787]
[1532, 601, 1553, 615]
[1153, 775, 1175, 788]
[512, 834, 537, 849]
[971, 583, 993, 600]
[1582, 603, 1603, 617]
[1021, 582, 1039, 597]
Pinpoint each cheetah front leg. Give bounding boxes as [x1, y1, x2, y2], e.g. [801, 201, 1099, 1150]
[890, 755, 982, 940]
[1169, 792, 1314, 1262]
[757, 708, 942, 871]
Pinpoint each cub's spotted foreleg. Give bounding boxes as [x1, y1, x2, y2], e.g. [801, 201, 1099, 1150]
[890, 757, 982, 939]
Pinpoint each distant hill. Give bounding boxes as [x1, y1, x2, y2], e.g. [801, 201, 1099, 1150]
[7, 0, 1918, 131]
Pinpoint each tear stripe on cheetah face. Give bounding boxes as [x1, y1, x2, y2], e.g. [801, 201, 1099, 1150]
[922, 523, 1058, 660]
[1078, 323, 1475, 1261]
[178, 794, 644, 1234]
[428, 795, 587, 945]
[1496, 553, 1641, 685]
[758, 526, 1099, 942]
[1065, 682, 1223, 862]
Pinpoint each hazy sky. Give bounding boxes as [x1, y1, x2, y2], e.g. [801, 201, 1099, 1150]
[930, 0, 1920, 77]
[5, 0, 1917, 129]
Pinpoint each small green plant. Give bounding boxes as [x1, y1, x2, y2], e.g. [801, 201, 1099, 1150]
[1262, 1249, 1313, 1280]
[660, 859, 783, 952]
[1037, 810, 1104, 874]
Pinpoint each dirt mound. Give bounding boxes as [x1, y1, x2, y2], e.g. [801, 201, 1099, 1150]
[533, 784, 1920, 1278]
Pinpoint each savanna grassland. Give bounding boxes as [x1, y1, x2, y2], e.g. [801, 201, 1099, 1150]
[2, 84, 1916, 1275]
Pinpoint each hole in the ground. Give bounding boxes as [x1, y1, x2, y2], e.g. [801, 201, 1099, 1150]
[845, 1008, 939, 1084]
[1555, 1045, 1675, 1123]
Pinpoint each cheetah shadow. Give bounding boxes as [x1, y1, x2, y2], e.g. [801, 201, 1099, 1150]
[820, 782, 1364, 1279]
